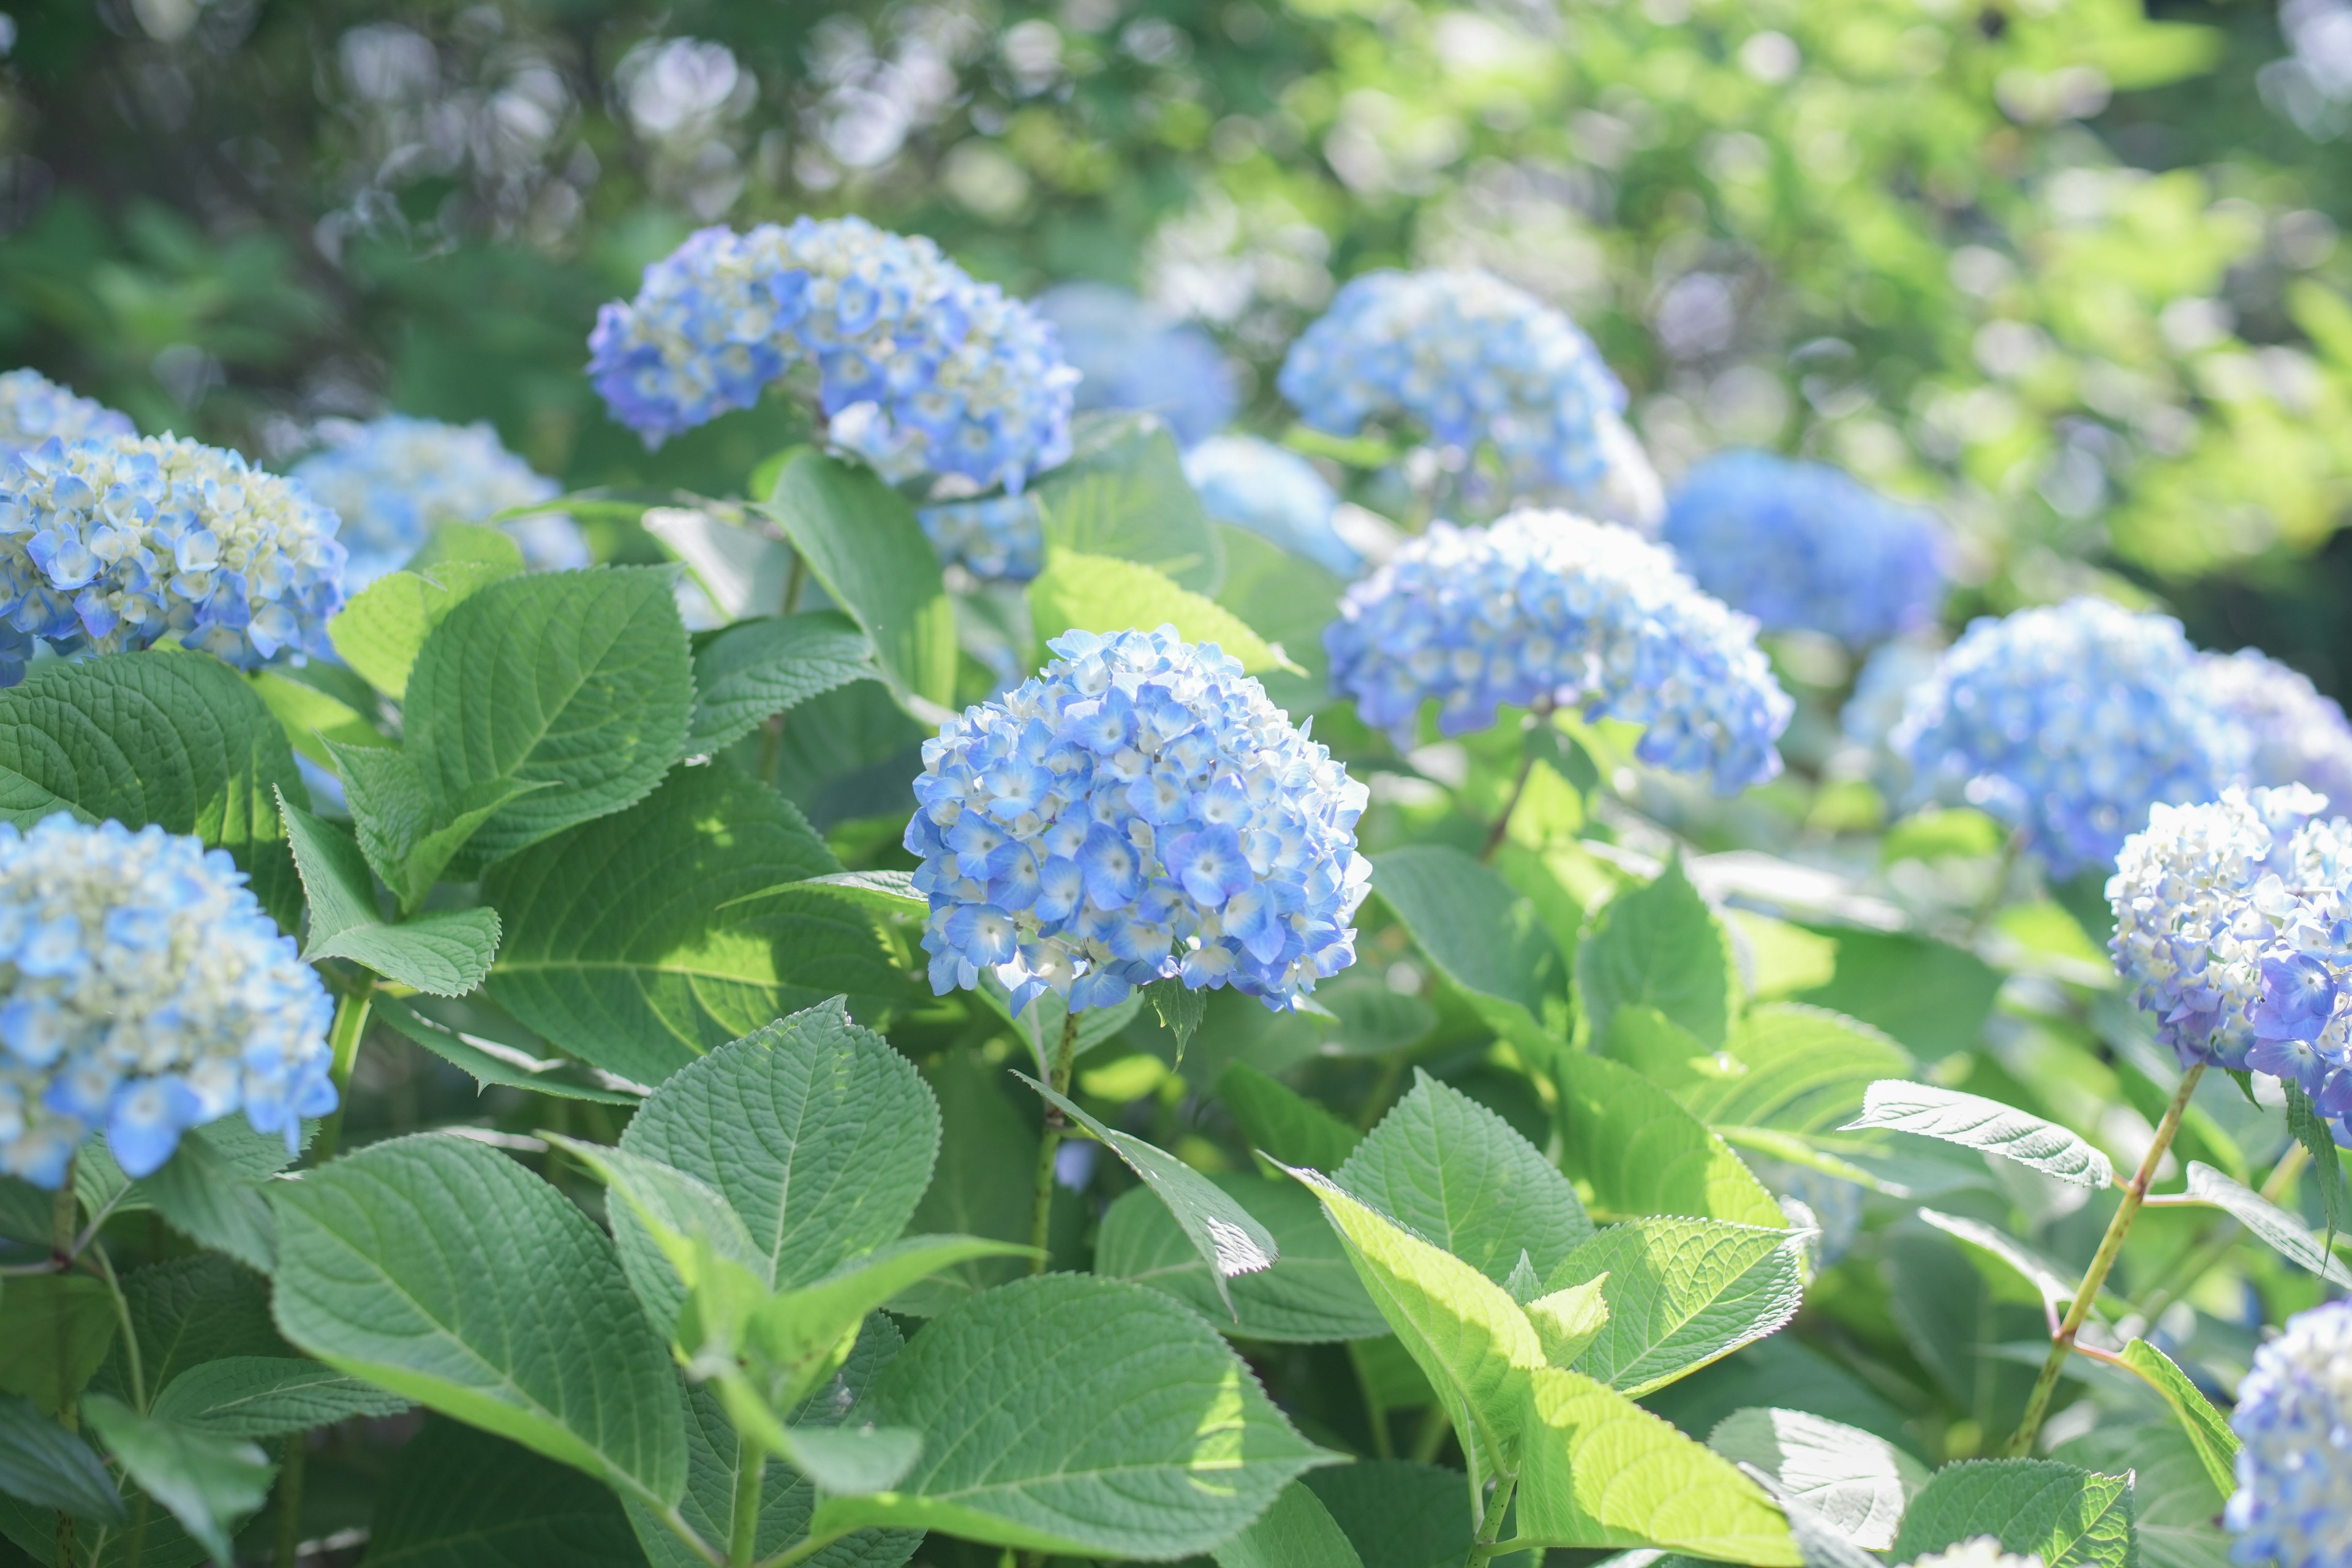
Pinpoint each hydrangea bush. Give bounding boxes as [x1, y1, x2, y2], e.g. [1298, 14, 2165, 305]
[5, 221, 2347, 1568]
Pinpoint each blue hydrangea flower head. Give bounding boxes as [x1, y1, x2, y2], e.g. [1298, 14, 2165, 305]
[292, 415, 586, 592]
[1891, 598, 2250, 877]
[2228, 1297, 2352, 1568]
[1661, 450, 1949, 646]
[2199, 647, 2352, 807]
[906, 625, 1371, 1014]
[589, 217, 1080, 494]
[0, 371, 134, 456]
[1325, 509, 1792, 793]
[1034, 283, 1238, 448]
[1183, 435, 1362, 578]
[920, 493, 1043, 583]
[0, 814, 336, 1187]
[0, 434, 349, 684]
[1278, 268, 1662, 527]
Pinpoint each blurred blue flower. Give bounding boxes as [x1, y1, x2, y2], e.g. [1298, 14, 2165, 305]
[1661, 450, 1948, 645]
[919, 492, 1042, 583]
[2199, 647, 2352, 807]
[589, 217, 1079, 494]
[0, 371, 135, 456]
[906, 625, 1370, 1013]
[1278, 268, 1662, 527]
[1324, 509, 1792, 793]
[2229, 1297, 2352, 1568]
[1892, 598, 2248, 876]
[0, 434, 348, 684]
[1033, 283, 1237, 447]
[1840, 637, 1945, 750]
[1183, 435, 1362, 577]
[291, 415, 587, 592]
[0, 815, 336, 1186]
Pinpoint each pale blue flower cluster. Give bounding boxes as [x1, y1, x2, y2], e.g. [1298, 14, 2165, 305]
[0, 371, 134, 455]
[0, 815, 336, 1187]
[1324, 510, 1792, 793]
[1183, 435, 1362, 578]
[1891, 599, 2248, 877]
[589, 217, 1079, 494]
[2199, 647, 2352, 807]
[1661, 450, 1948, 646]
[919, 493, 1042, 582]
[1841, 638, 1944, 750]
[0, 434, 348, 684]
[2228, 1297, 2352, 1568]
[1278, 268, 1662, 527]
[291, 415, 587, 592]
[1034, 283, 1237, 447]
[905, 625, 1370, 1013]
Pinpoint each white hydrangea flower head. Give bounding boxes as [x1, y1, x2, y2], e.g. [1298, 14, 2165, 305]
[1904, 1539, 2043, 1568]
[0, 815, 337, 1188]
[2229, 1298, 2352, 1568]
[0, 370, 134, 455]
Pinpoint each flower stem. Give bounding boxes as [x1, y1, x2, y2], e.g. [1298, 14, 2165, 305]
[1480, 749, 1538, 865]
[53, 1160, 76, 1568]
[1472, 1474, 1517, 1550]
[1027, 1012, 1082, 1273]
[2006, 1060, 2206, 1455]
[312, 979, 375, 1166]
[727, 1438, 766, 1567]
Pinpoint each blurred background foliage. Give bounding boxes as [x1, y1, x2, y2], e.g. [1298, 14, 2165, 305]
[9, 0, 2352, 677]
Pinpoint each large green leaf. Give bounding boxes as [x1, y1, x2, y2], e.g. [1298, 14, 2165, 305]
[812, 1274, 1335, 1559]
[1551, 1218, 1807, 1396]
[1371, 846, 1559, 1054]
[1098, 1172, 1390, 1342]
[1880, 1227, 2043, 1439]
[0, 650, 308, 929]
[403, 567, 693, 862]
[1709, 1408, 1926, 1552]
[1555, 1050, 1786, 1227]
[1890, 1460, 2136, 1568]
[365, 1417, 651, 1568]
[2052, 1423, 2225, 1568]
[330, 743, 537, 914]
[1513, 1365, 1799, 1563]
[0, 1395, 122, 1524]
[1302, 1461, 1479, 1568]
[1219, 1063, 1363, 1173]
[1844, 1082, 2114, 1188]
[1340, 1070, 1593, 1285]
[1032, 412, 1223, 593]
[1215, 1480, 1367, 1568]
[2116, 1340, 2239, 1498]
[643, 502, 796, 622]
[762, 451, 957, 710]
[327, 526, 524, 700]
[1796, 929, 2000, 1060]
[137, 1133, 277, 1273]
[621, 1000, 941, 1290]
[551, 1136, 764, 1346]
[0, 1276, 114, 1417]
[1027, 551, 1294, 674]
[685, 611, 880, 756]
[894, 1052, 1036, 1315]
[1665, 1005, 1913, 1134]
[99, 1256, 284, 1405]
[1212, 524, 1345, 715]
[281, 796, 499, 995]
[270, 1133, 688, 1513]
[372, 997, 644, 1104]
[2174, 1161, 2352, 1286]
[81, 1395, 272, 1567]
[149, 1357, 410, 1439]
[484, 766, 900, 1084]
[1575, 858, 1736, 1049]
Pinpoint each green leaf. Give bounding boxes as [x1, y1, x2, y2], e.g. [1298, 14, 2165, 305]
[0, 1395, 123, 1523]
[1551, 1218, 1807, 1396]
[1555, 1050, 1787, 1227]
[894, 1052, 1037, 1316]
[1796, 929, 2001, 1061]
[1028, 550, 1296, 674]
[1144, 976, 1209, 1063]
[1033, 412, 1223, 593]
[1021, 1073, 1278, 1311]
[368, 1417, 653, 1568]
[138, 1133, 276, 1273]
[1513, 1365, 1799, 1562]
[270, 1132, 687, 1510]
[247, 669, 385, 772]
[1219, 1062, 1363, 1173]
[2285, 1079, 2348, 1243]
[2115, 1340, 2238, 1498]
[545, 1136, 765, 1346]
[1844, 1082, 2114, 1188]
[734, 867, 925, 921]
[280, 795, 499, 994]
[620, 1000, 941, 1290]
[403, 566, 693, 862]
[2176, 1160, 2352, 1286]
[0, 1276, 115, 1417]
[0, 650, 310, 930]
[1575, 857, 1736, 1049]
[1669, 1004, 1915, 1134]
[328, 529, 524, 699]
[1340, 1069, 1593, 1284]
[1709, 1408, 1926, 1552]
[1303, 1460, 1504, 1568]
[328, 742, 537, 913]
[812, 1274, 1335, 1559]
[1098, 1170, 1390, 1342]
[100, 1255, 284, 1404]
[372, 995, 644, 1104]
[484, 766, 900, 1085]
[1891, 1459, 2136, 1568]
[761, 451, 957, 710]
[81, 1394, 271, 1567]
[1915, 1208, 2079, 1313]
[685, 611, 880, 756]
[1371, 845, 1559, 1055]
[147, 1357, 410, 1439]
[643, 502, 796, 623]
[1881, 1227, 2043, 1436]
[1524, 1276, 1611, 1369]
[2052, 1421, 2225, 1568]
[1215, 1480, 1368, 1568]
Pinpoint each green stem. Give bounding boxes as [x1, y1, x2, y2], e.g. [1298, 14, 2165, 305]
[2007, 1061, 2206, 1455]
[312, 980, 376, 1165]
[272, 1443, 306, 1568]
[1027, 1013, 1082, 1273]
[53, 1162, 76, 1568]
[1964, 829, 2027, 940]
[728, 1439, 766, 1567]
[1408, 1403, 1452, 1466]
[1473, 1474, 1517, 1548]
[1480, 749, 1538, 865]
[753, 1526, 852, 1568]
[783, 551, 808, 616]
[91, 1248, 143, 1412]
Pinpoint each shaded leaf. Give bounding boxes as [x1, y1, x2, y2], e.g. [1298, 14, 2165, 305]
[366, 1416, 651, 1568]
[1890, 1459, 2136, 1568]
[149, 1357, 411, 1439]
[762, 451, 957, 710]
[685, 611, 879, 756]
[0, 1276, 115, 1417]
[1219, 1061, 1363, 1173]
[1555, 1050, 1785, 1227]
[0, 1394, 122, 1523]
[327, 530, 522, 700]
[1576, 858, 1736, 1049]
[81, 1395, 271, 1566]
[282, 795, 499, 995]
[2116, 1340, 2238, 1499]
[1710, 1408, 1926, 1551]
[138, 1134, 276, 1273]
[1215, 1480, 1367, 1568]
[1098, 1171, 1390, 1343]
[372, 996, 644, 1104]
[1372, 846, 1556, 1054]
